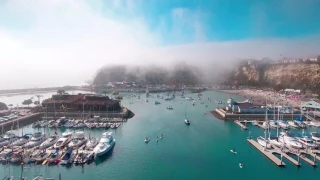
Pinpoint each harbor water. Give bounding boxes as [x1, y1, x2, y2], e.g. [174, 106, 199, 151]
[1, 91, 319, 179]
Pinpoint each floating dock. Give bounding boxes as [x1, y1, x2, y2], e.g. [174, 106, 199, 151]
[272, 150, 300, 166]
[298, 153, 317, 166]
[234, 120, 247, 130]
[247, 139, 285, 166]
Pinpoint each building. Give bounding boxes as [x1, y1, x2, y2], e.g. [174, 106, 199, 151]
[42, 94, 121, 112]
[300, 100, 320, 111]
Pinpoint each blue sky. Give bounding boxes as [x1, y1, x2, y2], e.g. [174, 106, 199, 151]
[0, 0, 320, 89]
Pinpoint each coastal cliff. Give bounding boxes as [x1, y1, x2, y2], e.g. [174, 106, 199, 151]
[227, 63, 320, 90]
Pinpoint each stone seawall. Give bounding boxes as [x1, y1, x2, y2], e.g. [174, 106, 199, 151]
[0, 113, 42, 134]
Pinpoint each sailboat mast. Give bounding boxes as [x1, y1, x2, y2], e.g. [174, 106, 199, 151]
[265, 96, 268, 148]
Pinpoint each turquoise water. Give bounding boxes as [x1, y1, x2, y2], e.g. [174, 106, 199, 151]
[1, 91, 319, 179]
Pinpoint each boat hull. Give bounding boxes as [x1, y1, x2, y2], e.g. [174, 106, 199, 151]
[95, 141, 115, 157]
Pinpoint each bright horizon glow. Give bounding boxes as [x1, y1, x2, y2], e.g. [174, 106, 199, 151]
[0, 0, 320, 90]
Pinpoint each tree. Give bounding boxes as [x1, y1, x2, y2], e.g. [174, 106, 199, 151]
[57, 89, 66, 95]
[317, 56, 320, 63]
[0, 102, 8, 110]
[22, 99, 33, 107]
[34, 101, 40, 105]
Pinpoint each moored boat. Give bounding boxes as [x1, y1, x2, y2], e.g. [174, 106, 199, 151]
[53, 132, 72, 149]
[93, 132, 115, 157]
[310, 132, 320, 145]
[68, 131, 87, 148]
[257, 136, 272, 149]
[24, 132, 46, 148]
[39, 135, 58, 149]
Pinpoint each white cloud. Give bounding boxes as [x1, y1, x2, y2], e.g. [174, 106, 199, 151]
[0, 0, 319, 89]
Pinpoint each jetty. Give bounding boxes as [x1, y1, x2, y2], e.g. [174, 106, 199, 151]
[0, 113, 41, 134]
[234, 120, 247, 130]
[247, 139, 285, 166]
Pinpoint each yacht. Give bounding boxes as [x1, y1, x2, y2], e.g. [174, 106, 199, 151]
[288, 121, 299, 128]
[39, 135, 59, 149]
[268, 135, 282, 148]
[93, 132, 115, 157]
[47, 149, 62, 164]
[310, 132, 320, 145]
[257, 136, 272, 149]
[278, 132, 303, 149]
[298, 135, 318, 149]
[68, 131, 87, 148]
[85, 137, 99, 150]
[0, 131, 18, 147]
[278, 120, 289, 130]
[34, 151, 51, 163]
[60, 147, 76, 165]
[295, 120, 306, 128]
[10, 134, 31, 147]
[310, 121, 320, 128]
[53, 132, 73, 149]
[269, 120, 279, 129]
[24, 132, 46, 148]
[74, 150, 94, 165]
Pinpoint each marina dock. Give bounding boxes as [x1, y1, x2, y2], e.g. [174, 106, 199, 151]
[281, 153, 300, 166]
[234, 120, 247, 130]
[247, 139, 285, 166]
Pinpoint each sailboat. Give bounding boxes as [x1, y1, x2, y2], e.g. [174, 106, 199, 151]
[184, 102, 190, 125]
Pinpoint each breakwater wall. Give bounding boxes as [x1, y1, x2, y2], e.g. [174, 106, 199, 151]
[212, 108, 301, 120]
[0, 113, 42, 134]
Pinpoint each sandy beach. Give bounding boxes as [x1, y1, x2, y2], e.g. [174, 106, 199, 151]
[219, 89, 301, 108]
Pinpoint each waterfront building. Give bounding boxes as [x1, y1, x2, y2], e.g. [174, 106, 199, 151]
[42, 94, 121, 112]
[300, 100, 320, 111]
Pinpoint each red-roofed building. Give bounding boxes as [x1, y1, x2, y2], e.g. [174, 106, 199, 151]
[42, 94, 121, 112]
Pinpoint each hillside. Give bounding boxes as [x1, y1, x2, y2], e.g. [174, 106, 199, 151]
[226, 62, 320, 91]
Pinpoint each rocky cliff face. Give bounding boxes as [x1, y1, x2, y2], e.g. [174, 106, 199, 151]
[229, 63, 320, 90]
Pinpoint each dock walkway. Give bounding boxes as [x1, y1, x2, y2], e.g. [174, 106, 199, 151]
[234, 120, 247, 130]
[247, 139, 285, 166]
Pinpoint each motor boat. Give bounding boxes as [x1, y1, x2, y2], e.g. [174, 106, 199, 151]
[0, 149, 14, 162]
[0, 131, 18, 147]
[68, 131, 87, 148]
[251, 120, 258, 126]
[288, 121, 299, 128]
[257, 136, 272, 149]
[278, 132, 303, 149]
[85, 137, 99, 150]
[185, 118, 190, 125]
[154, 101, 161, 105]
[93, 132, 115, 157]
[53, 132, 72, 149]
[268, 135, 282, 148]
[39, 135, 59, 149]
[278, 120, 289, 130]
[297, 135, 318, 149]
[310, 132, 320, 145]
[10, 134, 31, 147]
[310, 121, 320, 128]
[60, 147, 76, 165]
[167, 106, 173, 110]
[24, 132, 46, 148]
[269, 120, 279, 129]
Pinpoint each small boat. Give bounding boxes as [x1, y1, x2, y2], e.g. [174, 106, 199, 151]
[239, 163, 243, 168]
[39, 135, 58, 149]
[261, 122, 269, 129]
[144, 137, 150, 143]
[310, 132, 320, 145]
[53, 132, 73, 149]
[185, 118, 190, 125]
[60, 147, 76, 165]
[310, 121, 320, 128]
[230, 149, 237, 154]
[47, 149, 62, 164]
[0, 149, 14, 162]
[154, 101, 161, 105]
[278, 132, 303, 149]
[74, 150, 94, 165]
[34, 151, 51, 163]
[68, 131, 87, 148]
[278, 120, 289, 130]
[251, 120, 258, 126]
[269, 120, 279, 129]
[24, 132, 46, 148]
[297, 134, 318, 149]
[166, 106, 173, 110]
[257, 136, 272, 149]
[86, 137, 99, 150]
[93, 132, 115, 157]
[10, 151, 23, 163]
[145, 99, 148, 102]
[295, 120, 306, 128]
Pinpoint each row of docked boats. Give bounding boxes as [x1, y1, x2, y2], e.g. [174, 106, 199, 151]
[253, 120, 308, 129]
[32, 119, 121, 129]
[0, 131, 115, 165]
[257, 131, 320, 150]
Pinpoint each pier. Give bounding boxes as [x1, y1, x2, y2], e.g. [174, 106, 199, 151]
[234, 120, 247, 130]
[247, 139, 285, 166]
[0, 113, 41, 134]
